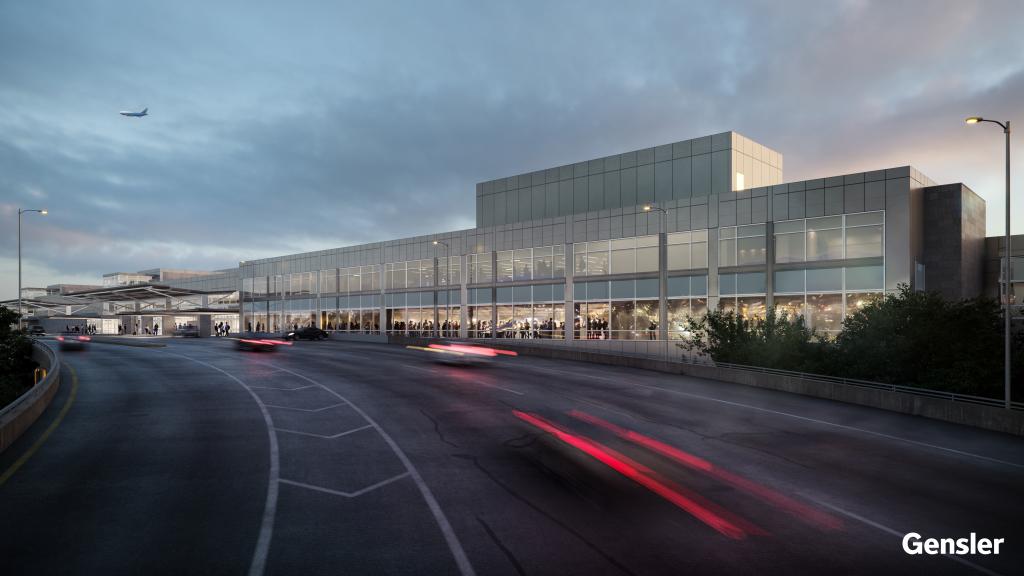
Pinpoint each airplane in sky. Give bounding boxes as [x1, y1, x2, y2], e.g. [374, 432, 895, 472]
[119, 107, 148, 117]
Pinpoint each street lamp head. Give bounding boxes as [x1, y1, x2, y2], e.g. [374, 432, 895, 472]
[643, 205, 653, 212]
[965, 116, 983, 124]
[432, 240, 439, 245]
[40, 209, 48, 215]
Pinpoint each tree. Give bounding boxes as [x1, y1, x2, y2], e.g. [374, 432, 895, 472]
[0, 305, 38, 408]
[835, 285, 1003, 395]
[679, 307, 831, 373]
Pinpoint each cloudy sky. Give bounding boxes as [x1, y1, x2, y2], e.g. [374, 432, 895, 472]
[2, 0, 1023, 299]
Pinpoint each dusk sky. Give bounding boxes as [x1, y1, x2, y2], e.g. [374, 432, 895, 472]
[2, 0, 1022, 299]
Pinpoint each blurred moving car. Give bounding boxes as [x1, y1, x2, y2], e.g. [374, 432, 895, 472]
[56, 332, 90, 351]
[28, 325, 45, 336]
[408, 341, 518, 366]
[284, 326, 329, 341]
[173, 325, 200, 338]
[235, 332, 290, 352]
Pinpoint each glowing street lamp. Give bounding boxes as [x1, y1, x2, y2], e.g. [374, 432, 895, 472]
[965, 116, 1012, 408]
[17, 208, 48, 330]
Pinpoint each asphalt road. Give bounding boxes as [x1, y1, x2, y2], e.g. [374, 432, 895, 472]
[1, 337, 1021, 576]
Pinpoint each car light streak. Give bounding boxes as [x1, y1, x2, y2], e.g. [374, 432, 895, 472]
[568, 410, 843, 531]
[513, 410, 764, 540]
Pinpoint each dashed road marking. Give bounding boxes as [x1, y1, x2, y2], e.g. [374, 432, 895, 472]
[274, 424, 373, 439]
[280, 473, 411, 498]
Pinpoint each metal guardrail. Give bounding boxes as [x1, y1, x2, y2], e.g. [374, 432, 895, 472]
[712, 361, 1024, 411]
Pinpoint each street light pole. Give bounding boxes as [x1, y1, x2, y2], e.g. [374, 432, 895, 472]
[643, 205, 668, 342]
[966, 116, 1012, 409]
[17, 208, 48, 330]
[433, 240, 450, 338]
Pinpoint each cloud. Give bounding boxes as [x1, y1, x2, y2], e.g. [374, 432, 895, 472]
[1, 0, 1023, 299]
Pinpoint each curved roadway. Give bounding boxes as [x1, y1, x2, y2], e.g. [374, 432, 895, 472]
[1, 338, 1021, 575]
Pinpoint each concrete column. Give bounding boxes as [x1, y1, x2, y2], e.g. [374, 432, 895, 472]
[490, 250, 498, 339]
[765, 221, 775, 311]
[459, 253, 468, 338]
[658, 224, 668, 341]
[198, 314, 213, 337]
[565, 242, 574, 342]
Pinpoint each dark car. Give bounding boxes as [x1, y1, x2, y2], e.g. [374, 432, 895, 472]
[28, 325, 45, 336]
[173, 325, 200, 338]
[235, 332, 290, 352]
[56, 332, 91, 351]
[284, 326, 329, 341]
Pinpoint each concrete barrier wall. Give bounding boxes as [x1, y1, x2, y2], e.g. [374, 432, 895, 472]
[388, 336, 1024, 436]
[0, 342, 62, 454]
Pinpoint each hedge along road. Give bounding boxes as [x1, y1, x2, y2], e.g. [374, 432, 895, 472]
[0, 337, 1021, 576]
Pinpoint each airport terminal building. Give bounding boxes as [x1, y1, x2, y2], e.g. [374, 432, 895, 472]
[235, 131, 991, 343]
[13, 130, 1007, 345]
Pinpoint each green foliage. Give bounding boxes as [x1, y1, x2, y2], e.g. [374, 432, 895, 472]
[0, 305, 38, 408]
[680, 285, 1014, 398]
[834, 285, 1003, 395]
[681, 308, 832, 373]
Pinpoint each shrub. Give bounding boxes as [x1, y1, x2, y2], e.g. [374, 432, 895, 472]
[0, 306, 38, 409]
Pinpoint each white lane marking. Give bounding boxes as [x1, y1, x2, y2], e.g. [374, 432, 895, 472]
[484, 383, 525, 396]
[528, 365, 1024, 470]
[248, 384, 318, 391]
[274, 424, 374, 439]
[260, 362, 477, 576]
[164, 352, 279, 576]
[263, 401, 349, 412]
[279, 473, 411, 498]
[812, 499, 1005, 576]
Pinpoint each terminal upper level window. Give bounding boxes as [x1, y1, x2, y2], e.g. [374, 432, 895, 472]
[573, 236, 657, 276]
[667, 230, 709, 271]
[774, 211, 884, 264]
[719, 225, 766, 267]
[496, 245, 564, 282]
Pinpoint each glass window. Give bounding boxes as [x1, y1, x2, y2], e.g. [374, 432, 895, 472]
[496, 251, 514, 282]
[610, 249, 634, 274]
[774, 219, 804, 234]
[738, 297, 766, 319]
[668, 299, 690, 337]
[774, 295, 805, 319]
[573, 282, 587, 301]
[636, 246, 658, 272]
[720, 273, 737, 296]
[774, 269, 805, 293]
[587, 246, 610, 276]
[667, 244, 691, 270]
[775, 232, 805, 263]
[513, 285, 532, 303]
[691, 275, 708, 296]
[496, 286, 514, 303]
[633, 279, 656, 298]
[845, 211, 883, 226]
[736, 236, 766, 265]
[807, 228, 843, 261]
[808, 293, 843, 335]
[806, 268, 842, 292]
[668, 276, 690, 297]
[846, 292, 882, 317]
[719, 238, 737, 267]
[611, 300, 635, 338]
[587, 281, 609, 300]
[610, 280, 634, 299]
[846, 224, 883, 258]
[635, 301, 659, 339]
[736, 272, 765, 294]
[846, 265, 884, 290]
[574, 244, 587, 275]
[514, 249, 533, 280]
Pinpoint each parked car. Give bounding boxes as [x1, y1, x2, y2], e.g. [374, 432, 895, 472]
[173, 325, 200, 338]
[235, 332, 290, 352]
[56, 332, 90, 351]
[284, 326, 329, 341]
[28, 325, 45, 336]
